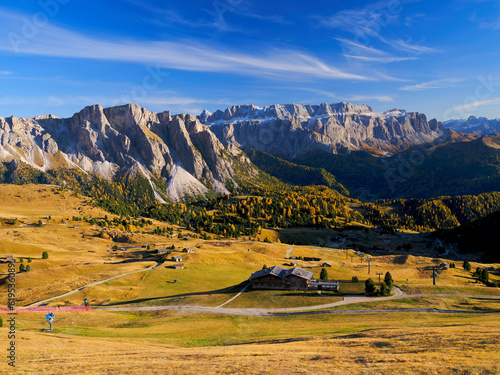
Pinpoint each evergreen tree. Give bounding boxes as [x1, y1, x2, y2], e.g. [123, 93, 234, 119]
[320, 268, 328, 280]
[365, 278, 377, 296]
[481, 269, 489, 284]
[380, 282, 390, 296]
[462, 260, 471, 271]
[28, 257, 32, 263]
[25, 265, 31, 272]
[384, 272, 394, 290]
[352, 276, 359, 283]
[474, 267, 482, 277]
[20, 257, 24, 263]
[19, 264, 25, 272]
[262, 265, 267, 270]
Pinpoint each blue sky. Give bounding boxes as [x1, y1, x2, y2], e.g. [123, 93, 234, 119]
[1, 0, 500, 121]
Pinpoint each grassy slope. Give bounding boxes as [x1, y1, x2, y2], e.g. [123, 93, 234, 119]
[2, 311, 499, 374]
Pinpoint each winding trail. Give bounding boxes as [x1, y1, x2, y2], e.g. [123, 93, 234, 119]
[94, 286, 500, 317]
[28, 262, 163, 307]
[216, 282, 251, 308]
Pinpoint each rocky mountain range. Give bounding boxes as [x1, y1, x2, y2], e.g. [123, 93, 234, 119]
[0, 104, 253, 202]
[199, 102, 445, 158]
[444, 116, 500, 135]
[1, 101, 495, 202]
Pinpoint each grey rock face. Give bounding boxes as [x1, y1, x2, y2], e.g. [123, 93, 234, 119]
[199, 102, 445, 158]
[0, 104, 244, 202]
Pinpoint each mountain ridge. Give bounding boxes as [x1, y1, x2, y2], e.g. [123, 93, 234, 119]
[2, 101, 499, 203]
[444, 115, 500, 135]
[199, 102, 446, 158]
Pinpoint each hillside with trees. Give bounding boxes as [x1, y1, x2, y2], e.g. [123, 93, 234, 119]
[289, 135, 500, 200]
[242, 148, 350, 196]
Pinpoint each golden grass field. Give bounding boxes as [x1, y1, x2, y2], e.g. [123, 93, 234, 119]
[1, 184, 499, 374]
[1, 311, 499, 374]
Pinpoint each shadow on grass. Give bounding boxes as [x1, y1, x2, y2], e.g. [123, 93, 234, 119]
[105, 281, 248, 306]
[454, 275, 476, 280]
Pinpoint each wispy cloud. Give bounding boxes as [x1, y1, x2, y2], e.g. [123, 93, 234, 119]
[290, 87, 338, 99]
[0, 71, 14, 75]
[292, 87, 394, 103]
[126, 0, 288, 33]
[236, 12, 288, 24]
[336, 38, 386, 55]
[343, 55, 418, 63]
[0, 9, 371, 82]
[404, 13, 426, 28]
[451, 98, 500, 112]
[400, 78, 464, 91]
[480, 16, 500, 30]
[126, 0, 225, 30]
[347, 94, 394, 103]
[385, 39, 444, 54]
[317, 1, 400, 35]
[321, 2, 442, 64]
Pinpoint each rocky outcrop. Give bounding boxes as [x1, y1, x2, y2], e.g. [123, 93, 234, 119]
[0, 104, 249, 202]
[199, 102, 445, 158]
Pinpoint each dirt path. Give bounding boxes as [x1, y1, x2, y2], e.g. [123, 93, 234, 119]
[94, 286, 500, 317]
[216, 282, 251, 308]
[95, 303, 500, 317]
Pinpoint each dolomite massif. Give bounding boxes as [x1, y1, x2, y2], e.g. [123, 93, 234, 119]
[200, 102, 445, 158]
[0, 102, 449, 201]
